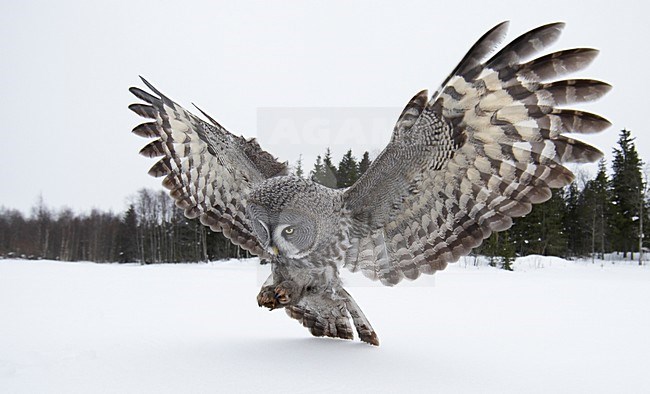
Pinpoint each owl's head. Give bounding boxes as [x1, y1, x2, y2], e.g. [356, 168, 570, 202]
[247, 176, 340, 259]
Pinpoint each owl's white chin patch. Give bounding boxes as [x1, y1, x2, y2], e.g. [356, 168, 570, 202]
[286, 251, 310, 260]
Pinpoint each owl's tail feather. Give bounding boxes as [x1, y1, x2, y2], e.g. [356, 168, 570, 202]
[285, 287, 379, 346]
[285, 301, 355, 342]
[339, 287, 379, 346]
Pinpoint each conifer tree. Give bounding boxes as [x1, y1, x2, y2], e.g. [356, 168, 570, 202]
[481, 230, 515, 270]
[500, 230, 516, 271]
[311, 149, 338, 188]
[511, 205, 542, 256]
[540, 189, 568, 256]
[511, 189, 567, 257]
[322, 148, 338, 187]
[294, 154, 304, 178]
[564, 182, 585, 257]
[359, 151, 372, 176]
[610, 129, 643, 258]
[337, 150, 359, 188]
[581, 160, 611, 259]
[311, 155, 324, 180]
[117, 204, 138, 262]
[311, 155, 336, 187]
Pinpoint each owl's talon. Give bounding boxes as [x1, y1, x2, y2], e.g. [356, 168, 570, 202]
[274, 288, 290, 304]
[257, 281, 297, 309]
[274, 281, 296, 305]
[257, 288, 278, 310]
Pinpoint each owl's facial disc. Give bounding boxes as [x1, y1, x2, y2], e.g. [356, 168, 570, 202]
[247, 203, 272, 248]
[249, 218, 268, 246]
[269, 211, 317, 259]
[272, 224, 307, 259]
[247, 199, 318, 259]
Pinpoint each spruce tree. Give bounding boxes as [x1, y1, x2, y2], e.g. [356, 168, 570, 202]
[294, 154, 304, 178]
[511, 204, 542, 256]
[564, 182, 585, 257]
[116, 204, 138, 262]
[322, 148, 338, 187]
[500, 230, 516, 271]
[359, 151, 372, 176]
[311, 155, 324, 181]
[484, 232, 500, 267]
[581, 160, 611, 259]
[480, 230, 515, 270]
[337, 150, 359, 188]
[511, 189, 567, 257]
[539, 189, 568, 256]
[310, 148, 338, 188]
[610, 129, 643, 258]
[311, 155, 337, 187]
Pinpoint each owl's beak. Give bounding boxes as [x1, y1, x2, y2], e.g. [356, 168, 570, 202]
[268, 246, 279, 256]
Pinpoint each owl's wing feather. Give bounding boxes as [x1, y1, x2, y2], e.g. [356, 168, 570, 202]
[343, 22, 611, 285]
[129, 77, 287, 256]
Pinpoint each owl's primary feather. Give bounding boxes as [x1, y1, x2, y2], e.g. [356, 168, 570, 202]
[129, 78, 287, 258]
[129, 22, 610, 345]
[342, 22, 610, 285]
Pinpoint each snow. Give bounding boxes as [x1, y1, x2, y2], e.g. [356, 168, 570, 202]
[1, 256, 649, 393]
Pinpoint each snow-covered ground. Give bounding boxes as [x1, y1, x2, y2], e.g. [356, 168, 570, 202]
[1, 256, 649, 393]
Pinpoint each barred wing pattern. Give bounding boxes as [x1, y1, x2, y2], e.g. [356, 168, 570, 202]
[129, 78, 287, 256]
[343, 22, 611, 285]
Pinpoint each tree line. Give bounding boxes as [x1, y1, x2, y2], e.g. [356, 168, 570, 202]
[0, 190, 251, 263]
[0, 129, 647, 266]
[475, 129, 648, 268]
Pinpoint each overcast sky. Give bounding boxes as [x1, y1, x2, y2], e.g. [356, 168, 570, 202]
[1, 0, 648, 214]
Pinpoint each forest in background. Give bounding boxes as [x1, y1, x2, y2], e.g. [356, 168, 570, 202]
[0, 129, 647, 268]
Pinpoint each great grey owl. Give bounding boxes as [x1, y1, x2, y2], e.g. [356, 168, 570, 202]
[129, 22, 610, 345]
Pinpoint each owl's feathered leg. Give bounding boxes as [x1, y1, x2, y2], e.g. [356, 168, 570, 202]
[283, 286, 379, 346]
[259, 264, 379, 345]
[285, 292, 355, 342]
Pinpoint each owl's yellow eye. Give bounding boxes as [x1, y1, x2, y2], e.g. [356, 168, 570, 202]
[283, 227, 294, 235]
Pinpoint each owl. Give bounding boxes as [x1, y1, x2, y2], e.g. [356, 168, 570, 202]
[129, 22, 610, 345]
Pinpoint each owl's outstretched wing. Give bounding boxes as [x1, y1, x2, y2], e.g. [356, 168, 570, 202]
[129, 77, 287, 256]
[342, 22, 611, 285]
